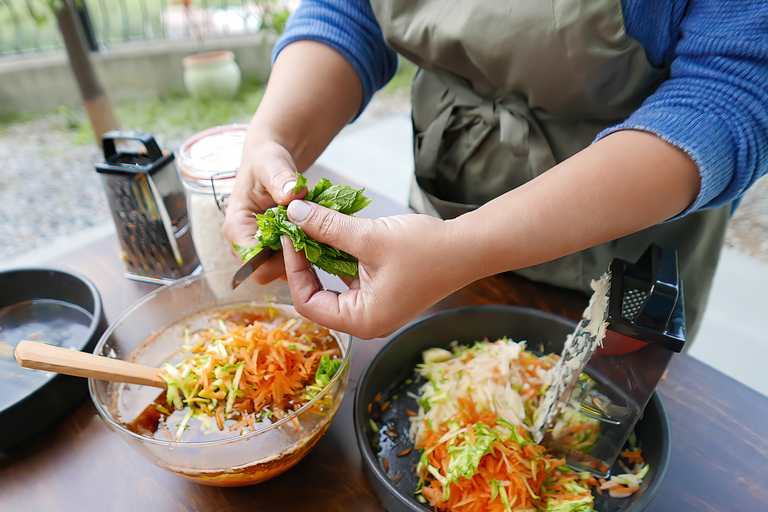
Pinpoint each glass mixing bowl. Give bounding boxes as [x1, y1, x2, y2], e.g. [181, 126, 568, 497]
[88, 269, 351, 487]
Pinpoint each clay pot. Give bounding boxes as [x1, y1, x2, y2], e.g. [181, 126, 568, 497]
[182, 51, 242, 99]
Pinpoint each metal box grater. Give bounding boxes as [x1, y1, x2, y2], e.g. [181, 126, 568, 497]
[546, 244, 686, 477]
[95, 131, 200, 283]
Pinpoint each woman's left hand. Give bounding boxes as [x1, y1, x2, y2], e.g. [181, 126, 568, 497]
[280, 200, 468, 339]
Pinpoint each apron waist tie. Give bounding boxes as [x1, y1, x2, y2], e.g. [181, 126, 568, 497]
[414, 74, 556, 184]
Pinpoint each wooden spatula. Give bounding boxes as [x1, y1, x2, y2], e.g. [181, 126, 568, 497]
[14, 340, 166, 388]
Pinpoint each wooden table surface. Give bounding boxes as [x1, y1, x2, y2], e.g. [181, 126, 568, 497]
[1, 167, 767, 512]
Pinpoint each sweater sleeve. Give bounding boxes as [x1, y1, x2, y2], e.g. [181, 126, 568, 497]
[597, 0, 768, 217]
[271, 0, 398, 114]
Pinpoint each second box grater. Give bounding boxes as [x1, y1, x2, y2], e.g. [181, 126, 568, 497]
[536, 243, 686, 477]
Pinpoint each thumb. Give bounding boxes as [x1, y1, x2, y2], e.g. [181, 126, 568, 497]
[286, 200, 366, 255]
[248, 143, 306, 205]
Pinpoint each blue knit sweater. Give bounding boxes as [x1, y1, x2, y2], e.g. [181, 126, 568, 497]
[273, 0, 768, 215]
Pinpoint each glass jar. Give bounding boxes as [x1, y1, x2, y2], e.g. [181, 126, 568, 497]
[177, 124, 247, 271]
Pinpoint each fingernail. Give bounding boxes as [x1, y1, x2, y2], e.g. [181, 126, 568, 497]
[287, 200, 312, 223]
[282, 181, 297, 196]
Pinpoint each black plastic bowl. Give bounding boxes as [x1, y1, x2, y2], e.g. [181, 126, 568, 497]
[0, 268, 107, 451]
[354, 305, 670, 512]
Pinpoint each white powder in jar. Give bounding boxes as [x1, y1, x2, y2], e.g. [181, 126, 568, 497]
[178, 125, 249, 271]
[188, 192, 242, 270]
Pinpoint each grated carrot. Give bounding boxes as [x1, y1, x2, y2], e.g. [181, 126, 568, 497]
[621, 450, 644, 464]
[417, 398, 592, 512]
[158, 310, 341, 439]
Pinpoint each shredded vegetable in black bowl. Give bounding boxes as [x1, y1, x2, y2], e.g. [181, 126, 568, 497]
[354, 306, 670, 512]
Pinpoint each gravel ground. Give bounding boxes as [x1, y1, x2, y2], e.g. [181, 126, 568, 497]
[724, 174, 768, 262]
[1, 98, 767, 264]
[0, 118, 108, 261]
[0, 116, 196, 262]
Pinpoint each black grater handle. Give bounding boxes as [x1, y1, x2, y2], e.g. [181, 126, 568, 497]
[102, 130, 163, 162]
[608, 243, 686, 351]
[634, 244, 679, 333]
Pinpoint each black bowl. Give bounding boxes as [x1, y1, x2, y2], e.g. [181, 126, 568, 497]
[0, 268, 108, 452]
[354, 305, 670, 512]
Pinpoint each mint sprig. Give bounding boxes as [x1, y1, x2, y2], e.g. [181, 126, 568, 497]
[232, 177, 371, 278]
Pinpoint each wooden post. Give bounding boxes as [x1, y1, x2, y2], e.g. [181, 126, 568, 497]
[56, 0, 118, 146]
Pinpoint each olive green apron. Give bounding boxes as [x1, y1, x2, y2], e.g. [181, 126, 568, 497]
[369, 0, 730, 340]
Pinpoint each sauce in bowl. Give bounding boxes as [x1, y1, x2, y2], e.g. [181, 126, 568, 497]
[104, 303, 347, 486]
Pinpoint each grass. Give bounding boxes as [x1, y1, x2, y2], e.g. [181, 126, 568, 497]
[8, 76, 267, 145]
[90, 77, 266, 144]
[383, 58, 417, 95]
[0, 56, 417, 143]
[0, 109, 34, 126]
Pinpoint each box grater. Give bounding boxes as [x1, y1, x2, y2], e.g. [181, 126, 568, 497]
[536, 244, 686, 477]
[95, 131, 201, 283]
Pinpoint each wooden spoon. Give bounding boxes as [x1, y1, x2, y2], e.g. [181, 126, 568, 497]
[14, 340, 166, 388]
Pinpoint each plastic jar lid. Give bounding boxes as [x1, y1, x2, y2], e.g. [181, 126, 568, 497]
[177, 124, 247, 194]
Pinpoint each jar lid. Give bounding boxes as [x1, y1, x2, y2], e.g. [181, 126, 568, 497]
[177, 124, 247, 183]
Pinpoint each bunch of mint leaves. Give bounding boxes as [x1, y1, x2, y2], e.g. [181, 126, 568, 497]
[232, 175, 372, 278]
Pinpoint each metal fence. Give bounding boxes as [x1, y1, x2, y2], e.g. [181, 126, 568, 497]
[0, 0, 284, 57]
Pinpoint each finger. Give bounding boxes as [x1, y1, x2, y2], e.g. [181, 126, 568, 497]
[286, 200, 368, 256]
[281, 235, 320, 289]
[281, 235, 358, 332]
[222, 208, 259, 253]
[257, 149, 306, 205]
[251, 250, 286, 284]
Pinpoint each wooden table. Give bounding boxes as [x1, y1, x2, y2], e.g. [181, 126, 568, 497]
[2, 167, 767, 512]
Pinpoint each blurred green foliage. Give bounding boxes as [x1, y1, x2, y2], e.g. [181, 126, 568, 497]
[383, 58, 417, 95]
[81, 77, 266, 144]
[116, 79, 265, 135]
[0, 55, 417, 143]
[0, 110, 34, 131]
[1, 0, 252, 55]
[261, 5, 290, 35]
[0, 77, 265, 143]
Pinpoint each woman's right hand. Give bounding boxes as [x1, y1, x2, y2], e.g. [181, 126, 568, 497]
[220, 40, 366, 283]
[221, 140, 306, 284]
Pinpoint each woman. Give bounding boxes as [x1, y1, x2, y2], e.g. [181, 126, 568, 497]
[223, 0, 767, 340]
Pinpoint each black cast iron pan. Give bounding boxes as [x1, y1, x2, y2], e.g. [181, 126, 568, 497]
[354, 305, 671, 512]
[0, 268, 108, 452]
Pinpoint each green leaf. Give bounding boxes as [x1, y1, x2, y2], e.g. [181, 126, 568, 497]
[302, 239, 324, 263]
[229, 181, 368, 274]
[309, 184, 372, 215]
[312, 184, 359, 212]
[303, 354, 343, 400]
[244, 178, 370, 278]
[315, 254, 359, 279]
[345, 189, 373, 215]
[305, 178, 332, 202]
[294, 173, 308, 194]
[315, 354, 342, 388]
[232, 241, 263, 261]
[232, 241, 249, 259]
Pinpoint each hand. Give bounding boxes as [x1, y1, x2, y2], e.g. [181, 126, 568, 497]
[221, 141, 306, 283]
[220, 40, 364, 283]
[280, 200, 471, 339]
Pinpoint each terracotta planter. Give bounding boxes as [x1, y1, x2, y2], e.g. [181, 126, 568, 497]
[182, 50, 242, 99]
